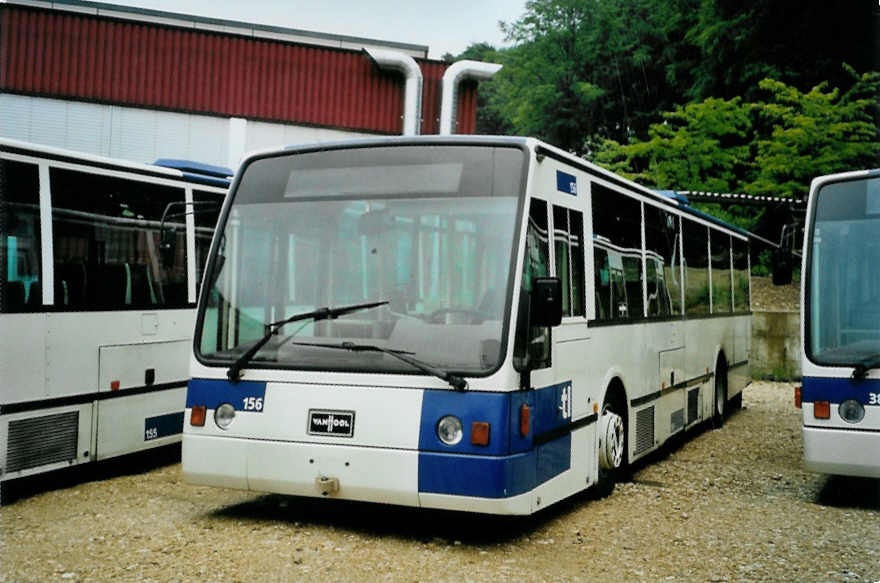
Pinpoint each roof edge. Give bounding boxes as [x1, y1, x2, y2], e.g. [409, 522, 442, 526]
[2, 0, 429, 58]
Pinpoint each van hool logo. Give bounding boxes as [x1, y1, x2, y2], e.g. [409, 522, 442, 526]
[308, 410, 355, 437]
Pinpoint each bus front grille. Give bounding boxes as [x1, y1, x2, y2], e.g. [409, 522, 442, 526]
[635, 406, 654, 455]
[6, 411, 79, 473]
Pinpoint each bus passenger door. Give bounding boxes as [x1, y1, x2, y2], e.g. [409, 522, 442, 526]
[517, 194, 593, 504]
[645, 207, 687, 442]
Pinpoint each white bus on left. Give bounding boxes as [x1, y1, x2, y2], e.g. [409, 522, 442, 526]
[0, 139, 228, 491]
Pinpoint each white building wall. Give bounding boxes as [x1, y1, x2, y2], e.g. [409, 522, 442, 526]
[244, 119, 366, 155]
[1, 94, 371, 170]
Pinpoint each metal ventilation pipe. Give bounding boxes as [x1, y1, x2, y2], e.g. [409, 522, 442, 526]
[439, 60, 502, 135]
[363, 48, 423, 136]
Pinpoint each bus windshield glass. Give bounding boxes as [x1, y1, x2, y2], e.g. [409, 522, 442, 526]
[197, 144, 525, 376]
[808, 176, 880, 365]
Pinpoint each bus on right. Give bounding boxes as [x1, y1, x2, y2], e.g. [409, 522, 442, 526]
[800, 168, 880, 478]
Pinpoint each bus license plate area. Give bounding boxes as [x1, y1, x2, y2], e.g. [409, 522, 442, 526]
[308, 409, 355, 437]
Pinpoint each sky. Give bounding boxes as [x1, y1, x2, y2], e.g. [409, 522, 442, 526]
[108, 0, 528, 59]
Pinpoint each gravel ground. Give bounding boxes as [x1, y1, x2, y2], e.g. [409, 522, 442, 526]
[2, 381, 879, 583]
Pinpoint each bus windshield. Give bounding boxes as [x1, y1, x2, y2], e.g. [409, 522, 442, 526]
[197, 144, 525, 376]
[808, 176, 880, 366]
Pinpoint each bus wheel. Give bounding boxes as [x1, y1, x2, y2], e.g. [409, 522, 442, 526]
[712, 357, 728, 428]
[596, 401, 625, 497]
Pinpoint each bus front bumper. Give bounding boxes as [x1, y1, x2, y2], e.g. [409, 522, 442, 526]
[182, 434, 535, 514]
[802, 425, 880, 478]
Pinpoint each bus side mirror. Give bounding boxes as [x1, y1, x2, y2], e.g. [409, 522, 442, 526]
[160, 227, 177, 269]
[772, 246, 792, 285]
[530, 277, 563, 327]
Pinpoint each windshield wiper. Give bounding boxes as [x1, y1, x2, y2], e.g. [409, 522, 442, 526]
[226, 300, 388, 382]
[852, 353, 880, 380]
[291, 340, 468, 391]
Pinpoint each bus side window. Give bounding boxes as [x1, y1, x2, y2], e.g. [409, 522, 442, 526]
[193, 190, 224, 293]
[644, 204, 680, 317]
[0, 160, 42, 313]
[515, 198, 551, 370]
[683, 219, 710, 315]
[591, 183, 642, 320]
[645, 258, 667, 317]
[552, 205, 585, 318]
[50, 168, 187, 310]
[523, 199, 550, 290]
[711, 231, 732, 313]
[594, 247, 610, 320]
[732, 238, 750, 312]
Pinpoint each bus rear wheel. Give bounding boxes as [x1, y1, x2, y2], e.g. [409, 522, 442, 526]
[595, 399, 626, 497]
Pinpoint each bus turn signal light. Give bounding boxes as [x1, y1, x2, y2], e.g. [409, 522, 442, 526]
[813, 400, 830, 419]
[190, 405, 207, 426]
[794, 386, 802, 408]
[110, 380, 120, 391]
[471, 421, 490, 446]
[520, 404, 531, 437]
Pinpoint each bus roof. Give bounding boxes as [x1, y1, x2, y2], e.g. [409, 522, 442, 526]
[1, 138, 230, 189]
[655, 190, 749, 237]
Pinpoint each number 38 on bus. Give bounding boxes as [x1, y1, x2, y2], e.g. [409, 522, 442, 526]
[183, 136, 751, 515]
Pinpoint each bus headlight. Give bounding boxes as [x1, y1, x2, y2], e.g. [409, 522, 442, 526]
[214, 403, 236, 429]
[838, 399, 865, 424]
[437, 415, 463, 445]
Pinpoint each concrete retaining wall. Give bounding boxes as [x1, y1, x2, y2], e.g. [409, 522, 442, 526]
[751, 311, 801, 380]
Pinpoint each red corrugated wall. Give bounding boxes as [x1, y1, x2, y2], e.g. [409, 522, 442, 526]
[0, 5, 478, 135]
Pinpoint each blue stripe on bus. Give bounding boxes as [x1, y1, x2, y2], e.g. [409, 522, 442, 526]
[801, 376, 880, 405]
[186, 378, 266, 410]
[418, 450, 536, 498]
[417, 436, 572, 499]
[417, 381, 572, 498]
[537, 433, 571, 483]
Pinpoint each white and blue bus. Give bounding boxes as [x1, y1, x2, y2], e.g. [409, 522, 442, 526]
[799, 168, 880, 478]
[0, 139, 229, 490]
[183, 136, 751, 515]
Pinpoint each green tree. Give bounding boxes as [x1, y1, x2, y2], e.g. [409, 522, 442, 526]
[683, 0, 878, 102]
[594, 96, 755, 192]
[595, 68, 880, 229]
[492, 0, 697, 152]
[748, 67, 880, 198]
[463, 0, 877, 152]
